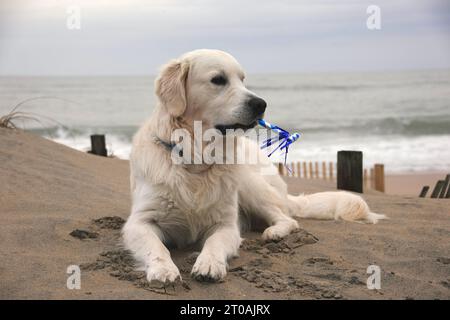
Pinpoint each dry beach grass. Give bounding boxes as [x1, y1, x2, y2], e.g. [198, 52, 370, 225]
[0, 128, 449, 299]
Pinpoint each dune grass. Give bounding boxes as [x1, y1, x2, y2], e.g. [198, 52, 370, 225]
[0, 97, 74, 129]
[1, 96, 119, 157]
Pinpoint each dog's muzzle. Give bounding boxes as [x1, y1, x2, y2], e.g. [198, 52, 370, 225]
[214, 121, 258, 134]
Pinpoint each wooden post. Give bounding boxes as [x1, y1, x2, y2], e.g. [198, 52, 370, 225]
[363, 169, 368, 188]
[296, 162, 301, 178]
[329, 162, 334, 180]
[374, 164, 385, 193]
[431, 180, 445, 198]
[438, 174, 450, 198]
[308, 162, 313, 179]
[322, 162, 327, 179]
[370, 168, 375, 189]
[446, 181, 450, 198]
[303, 162, 307, 179]
[337, 151, 363, 193]
[419, 186, 430, 198]
[314, 162, 319, 179]
[90, 134, 107, 157]
[278, 163, 283, 176]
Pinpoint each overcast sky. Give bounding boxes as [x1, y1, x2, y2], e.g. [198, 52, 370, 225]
[0, 0, 449, 75]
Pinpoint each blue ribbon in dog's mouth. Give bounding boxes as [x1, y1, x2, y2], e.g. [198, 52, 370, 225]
[215, 119, 302, 170]
[257, 119, 301, 169]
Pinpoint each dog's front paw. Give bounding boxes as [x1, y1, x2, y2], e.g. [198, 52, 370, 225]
[146, 257, 181, 284]
[262, 219, 299, 242]
[191, 253, 227, 282]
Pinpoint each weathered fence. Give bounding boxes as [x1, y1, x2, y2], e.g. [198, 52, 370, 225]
[419, 174, 450, 199]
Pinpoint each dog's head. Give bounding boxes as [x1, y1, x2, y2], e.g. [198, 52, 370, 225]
[155, 49, 266, 134]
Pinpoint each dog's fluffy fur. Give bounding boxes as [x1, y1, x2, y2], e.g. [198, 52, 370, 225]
[122, 49, 386, 283]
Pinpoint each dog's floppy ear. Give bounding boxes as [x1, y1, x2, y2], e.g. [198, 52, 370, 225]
[155, 59, 189, 117]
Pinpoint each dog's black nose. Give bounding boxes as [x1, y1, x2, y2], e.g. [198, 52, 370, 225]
[248, 97, 267, 116]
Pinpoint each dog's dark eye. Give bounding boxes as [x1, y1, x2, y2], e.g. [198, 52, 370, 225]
[211, 75, 227, 86]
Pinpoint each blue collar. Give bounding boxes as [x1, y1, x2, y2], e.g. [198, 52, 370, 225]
[154, 136, 183, 157]
[154, 136, 176, 151]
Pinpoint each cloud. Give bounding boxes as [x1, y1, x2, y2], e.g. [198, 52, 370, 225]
[0, 0, 449, 75]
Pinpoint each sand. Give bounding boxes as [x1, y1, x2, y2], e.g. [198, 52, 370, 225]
[384, 172, 449, 196]
[0, 127, 449, 300]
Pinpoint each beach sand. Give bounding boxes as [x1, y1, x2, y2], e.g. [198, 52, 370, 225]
[0, 127, 449, 300]
[385, 172, 449, 196]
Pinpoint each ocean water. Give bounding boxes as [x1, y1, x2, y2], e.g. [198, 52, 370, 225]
[1, 70, 449, 173]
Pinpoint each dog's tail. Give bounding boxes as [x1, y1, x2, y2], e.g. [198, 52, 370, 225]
[286, 192, 387, 224]
[364, 211, 388, 224]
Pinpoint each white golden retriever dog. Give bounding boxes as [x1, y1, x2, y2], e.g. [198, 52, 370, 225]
[122, 49, 386, 284]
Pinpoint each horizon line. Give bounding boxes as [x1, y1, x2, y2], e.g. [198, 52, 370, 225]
[1, 66, 449, 78]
